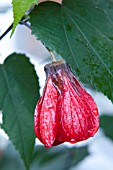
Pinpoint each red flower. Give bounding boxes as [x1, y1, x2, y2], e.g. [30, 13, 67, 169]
[34, 60, 99, 148]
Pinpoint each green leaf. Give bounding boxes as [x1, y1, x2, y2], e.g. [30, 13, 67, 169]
[31, 145, 89, 170]
[30, 0, 113, 101]
[12, 0, 38, 35]
[0, 143, 25, 170]
[0, 143, 88, 170]
[0, 53, 40, 170]
[100, 115, 113, 141]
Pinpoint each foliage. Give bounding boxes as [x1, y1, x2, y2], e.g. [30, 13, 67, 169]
[0, 142, 88, 170]
[100, 115, 113, 141]
[0, 0, 113, 169]
[12, 0, 38, 35]
[30, 0, 113, 101]
[0, 54, 40, 169]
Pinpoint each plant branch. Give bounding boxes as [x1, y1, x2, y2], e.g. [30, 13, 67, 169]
[0, 23, 13, 40]
[0, 18, 55, 62]
[0, 18, 30, 40]
[19, 20, 31, 29]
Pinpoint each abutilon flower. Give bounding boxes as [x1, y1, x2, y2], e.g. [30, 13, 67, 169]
[34, 60, 99, 148]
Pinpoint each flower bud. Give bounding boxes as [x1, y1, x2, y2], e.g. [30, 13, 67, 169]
[34, 60, 99, 148]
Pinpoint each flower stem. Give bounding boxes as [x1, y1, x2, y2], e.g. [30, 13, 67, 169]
[46, 47, 57, 62]
[50, 51, 57, 62]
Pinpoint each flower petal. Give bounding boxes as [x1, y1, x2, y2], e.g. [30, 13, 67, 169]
[57, 75, 99, 143]
[72, 75, 99, 136]
[78, 88, 99, 136]
[34, 97, 43, 142]
[55, 95, 72, 142]
[40, 77, 58, 148]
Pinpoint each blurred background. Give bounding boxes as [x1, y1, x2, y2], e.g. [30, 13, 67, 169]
[0, 0, 113, 170]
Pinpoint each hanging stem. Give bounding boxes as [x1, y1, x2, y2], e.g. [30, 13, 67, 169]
[50, 51, 57, 62]
[46, 47, 57, 62]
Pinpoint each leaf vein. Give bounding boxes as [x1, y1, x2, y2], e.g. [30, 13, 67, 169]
[64, 9, 113, 78]
[1, 66, 27, 165]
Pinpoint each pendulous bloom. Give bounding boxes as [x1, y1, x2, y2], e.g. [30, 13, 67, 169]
[34, 60, 99, 148]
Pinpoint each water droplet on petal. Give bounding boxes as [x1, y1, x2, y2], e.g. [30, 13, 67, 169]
[70, 139, 76, 143]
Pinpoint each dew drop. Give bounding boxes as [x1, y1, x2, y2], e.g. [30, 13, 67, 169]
[70, 139, 76, 143]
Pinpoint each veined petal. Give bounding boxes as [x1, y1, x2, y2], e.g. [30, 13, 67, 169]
[72, 75, 99, 136]
[78, 88, 99, 136]
[56, 95, 71, 142]
[57, 75, 99, 143]
[40, 77, 58, 148]
[34, 97, 43, 142]
[34, 60, 99, 147]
